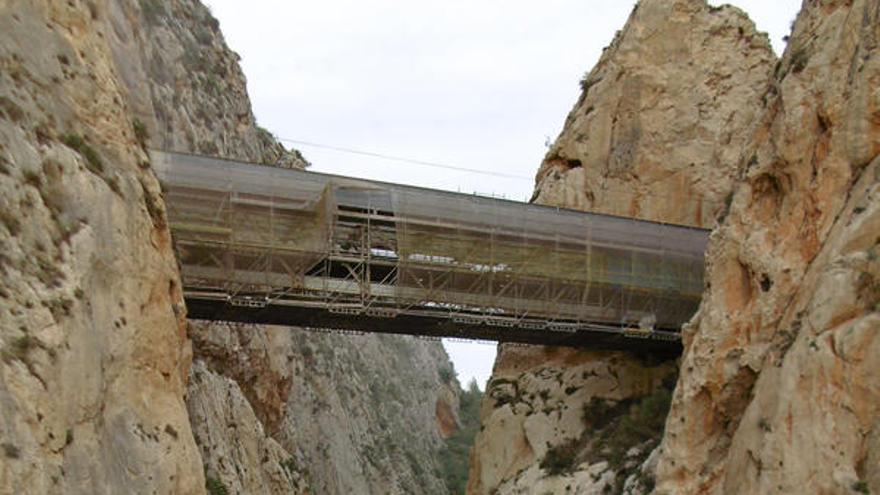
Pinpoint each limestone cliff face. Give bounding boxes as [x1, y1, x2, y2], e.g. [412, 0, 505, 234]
[191, 323, 460, 494]
[655, 0, 880, 493]
[107, 0, 307, 168]
[0, 1, 203, 493]
[112, 2, 462, 494]
[467, 1, 775, 493]
[467, 347, 676, 494]
[534, 1, 774, 228]
[1, 1, 460, 494]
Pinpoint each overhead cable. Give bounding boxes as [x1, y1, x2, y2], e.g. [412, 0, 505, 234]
[276, 136, 533, 181]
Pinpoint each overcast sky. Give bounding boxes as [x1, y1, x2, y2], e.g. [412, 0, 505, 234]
[204, 0, 801, 389]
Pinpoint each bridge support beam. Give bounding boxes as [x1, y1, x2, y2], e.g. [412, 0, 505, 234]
[185, 298, 683, 357]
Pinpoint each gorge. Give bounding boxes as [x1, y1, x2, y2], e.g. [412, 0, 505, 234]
[0, 1, 877, 494]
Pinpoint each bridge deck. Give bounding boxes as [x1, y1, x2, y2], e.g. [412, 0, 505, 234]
[152, 151, 708, 351]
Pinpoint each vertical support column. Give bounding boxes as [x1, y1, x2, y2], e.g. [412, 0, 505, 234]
[364, 193, 372, 306]
[487, 198, 496, 320]
[580, 220, 592, 324]
[224, 173, 235, 298]
[267, 173, 275, 301]
[321, 183, 336, 306]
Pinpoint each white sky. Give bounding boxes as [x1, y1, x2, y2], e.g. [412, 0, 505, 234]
[204, 0, 801, 389]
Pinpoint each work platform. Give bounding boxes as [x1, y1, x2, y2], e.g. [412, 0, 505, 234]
[152, 151, 709, 353]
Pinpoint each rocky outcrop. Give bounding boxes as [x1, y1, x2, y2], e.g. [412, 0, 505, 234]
[468, 1, 776, 493]
[534, 0, 775, 228]
[655, 0, 880, 493]
[0, 1, 204, 493]
[187, 361, 306, 494]
[467, 347, 675, 494]
[190, 323, 460, 495]
[107, 0, 308, 168]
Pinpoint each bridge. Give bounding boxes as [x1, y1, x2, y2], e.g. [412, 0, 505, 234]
[152, 151, 708, 354]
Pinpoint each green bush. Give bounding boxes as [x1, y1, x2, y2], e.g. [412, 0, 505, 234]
[1, 442, 20, 459]
[852, 480, 870, 494]
[139, 0, 165, 25]
[133, 119, 149, 150]
[790, 48, 809, 73]
[205, 476, 228, 495]
[0, 96, 24, 122]
[280, 457, 296, 475]
[540, 437, 581, 475]
[61, 134, 103, 174]
[597, 388, 672, 468]
[535, 386, 674, 492]
[439, 379, 482, 494]
[438, 365, 456, 384]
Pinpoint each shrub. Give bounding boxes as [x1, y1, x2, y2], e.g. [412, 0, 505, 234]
[0, 210, 21, 236]
[602, 388, 672, 462]
[852, 480, 870, 494]
[61, 134, 103, 174]
[582, 397, 619, 429]
[438, 380, 482, 494]
[133, 119, 149, 150]
[790, 48, 809, 74]
[540, 437, 581, 475]
[10, 335, 35, 360]
[37, 256, 66, 287]
[280, 457, 296, 475]
[139, 0, 165, 25]
[22, 170, 42, 188]
[106, 175, 122, 196]
[0, 96, 24, 122]
[182, 43, 210, 73]
[438, 366, 456, 384]
[579, 75, 601, 94]
[194, 25, 214, 45]
[205, 476, 228, 495]
[1, 443, 20, 459]
[45, 297, 74, 321]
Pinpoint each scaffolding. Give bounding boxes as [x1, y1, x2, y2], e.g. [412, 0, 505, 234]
[152, 151, 708, 350]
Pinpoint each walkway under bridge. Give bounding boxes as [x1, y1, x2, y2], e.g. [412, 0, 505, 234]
[152, 151, 709, 354]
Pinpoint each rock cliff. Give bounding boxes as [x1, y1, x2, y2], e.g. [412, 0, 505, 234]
[109, 0, 307, 168]
[121, 1, 463, 493]
[467, 1, 776, 493]
[0, 1, 203, 493]
[1, 1, 461, 494]
[534, 1, 774, 228]
[655, 0, 880, 492]
[190, 323, 460, 495]
[468, 347, 676, 494]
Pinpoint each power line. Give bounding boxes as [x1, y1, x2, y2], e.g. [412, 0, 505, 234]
[274, 136, 724, 208]
[276, 136, 534, 181]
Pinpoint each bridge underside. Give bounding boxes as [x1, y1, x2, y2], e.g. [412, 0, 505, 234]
[185, 298, 683, 356]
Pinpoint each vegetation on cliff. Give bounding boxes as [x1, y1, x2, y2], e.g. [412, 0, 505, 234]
[439, 379, 482, 494]
[540, 384, 673, 491]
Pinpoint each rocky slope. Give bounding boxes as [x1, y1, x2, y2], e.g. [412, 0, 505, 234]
[534, 0, 775, 228]
[468, 347, 676, 494]
[110, 0, 307, 168]
[655, 0, 880, 492]
[1, 1, 462, 494]
[0, 1, 203, 493]
[189, 323, 460, 495]
[467, 1, 777, 493]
